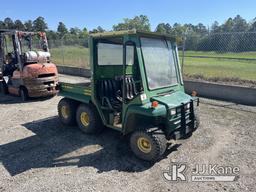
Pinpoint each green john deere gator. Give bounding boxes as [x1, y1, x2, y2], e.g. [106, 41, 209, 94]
[58, 30, 200, 161]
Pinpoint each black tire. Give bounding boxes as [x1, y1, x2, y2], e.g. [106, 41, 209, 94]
[130, 127, 167, 161]
[76, 103, 103, 134]
[58, 98, 78, 125]
[1, 81, 8, 94]
[19, 87, 28, 102]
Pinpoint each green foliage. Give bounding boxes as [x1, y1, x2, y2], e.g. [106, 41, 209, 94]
[155, 23, 172, 34]
[57, 22, 68, 37]
[0, 21, 4, 29]
[70, 27, 81, 35]
[113, 15, 151, 31]
[33, 16, 48, 32]
[90, 26, 105, 33]
[47, 30, 59, 41]
[250, 18, 256, 31]
[24, 20, 33, 31]
[3, 17, 14, 29]
[14, 20, 25, 31]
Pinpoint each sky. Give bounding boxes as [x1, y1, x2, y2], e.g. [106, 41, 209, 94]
[1, 0, 255, 31]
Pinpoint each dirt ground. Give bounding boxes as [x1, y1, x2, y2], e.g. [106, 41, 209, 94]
[0, 92, 256, 192]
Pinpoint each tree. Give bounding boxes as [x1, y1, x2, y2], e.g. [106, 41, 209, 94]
[195, 23, 208, 35]
[96, 26, 105, 32]
[70, 27, 81, 35]
[24, 20, 33, 31]
[90, 26, 105, 33]
[155, 23, 167, 33]
[211, 21, 221, 33]
[0, 20, 5, 29]
[33, 16, 48, 32]
[232, 15, 248, 32]
[4, 17, 14, 29]
[155, 23, 172, 34]
[57, 22, 68, 37]
[79, 28, 89, 40]
[82, 27, 88, 32]
[47, 30, 59, 40]
[14, 20, 25, 30]
[250, 18, 256, 31]
[221, 18, 234, 32]
[113, 15, 151, 31]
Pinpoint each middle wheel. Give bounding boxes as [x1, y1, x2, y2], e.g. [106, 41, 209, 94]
[76, 104, 103, 134]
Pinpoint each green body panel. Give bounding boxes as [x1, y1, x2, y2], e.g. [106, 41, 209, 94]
[59, 30, 197, 136]
[95, 66, 133, 79]
[152, 90, 192, 108]
[59, 83, 91, 103]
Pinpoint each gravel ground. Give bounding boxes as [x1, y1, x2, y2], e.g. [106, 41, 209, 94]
[0, 92, 256, 192]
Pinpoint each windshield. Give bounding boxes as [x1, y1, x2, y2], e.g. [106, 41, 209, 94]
[141, 37, 178, 90]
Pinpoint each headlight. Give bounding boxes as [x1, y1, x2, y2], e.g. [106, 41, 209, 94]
[186, 103, 190, 109]
[170, 109, 176, 115]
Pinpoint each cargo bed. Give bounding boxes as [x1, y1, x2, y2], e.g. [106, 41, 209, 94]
[58, 74, 92, 103]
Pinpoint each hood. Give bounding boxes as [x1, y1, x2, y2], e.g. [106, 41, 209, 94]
[22, 63, 58, 78]
[152, 91, 192, 108]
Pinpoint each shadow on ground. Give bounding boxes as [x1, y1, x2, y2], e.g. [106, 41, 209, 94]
[0, 116, 180, 176]
[0, 93, 54, 104]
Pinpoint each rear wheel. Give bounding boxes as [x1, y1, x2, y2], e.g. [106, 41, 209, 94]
[76, 104, 103, 134]
[58, 98, 78, 125]
[130, 127, 167, 161]
[19, 87, 28, 102]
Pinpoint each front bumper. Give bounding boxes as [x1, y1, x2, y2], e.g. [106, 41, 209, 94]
[23, 76, 59, 98]
[166, 98, 199, 139]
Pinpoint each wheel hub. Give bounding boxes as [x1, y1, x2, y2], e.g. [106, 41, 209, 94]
[137, 137, 152, 153]
[61, 106, 69, 119]
[80, 112, 90, 127]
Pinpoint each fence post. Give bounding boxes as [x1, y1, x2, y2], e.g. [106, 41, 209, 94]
[61, 34, 68, 66]
[181, 29, 188, 75]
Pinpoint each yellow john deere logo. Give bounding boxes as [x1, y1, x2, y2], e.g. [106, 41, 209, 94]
[62, 85, 73, 89]
[84, 89, 91, 95]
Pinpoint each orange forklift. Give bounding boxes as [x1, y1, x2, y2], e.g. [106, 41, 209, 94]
[0, 30, 59, 101]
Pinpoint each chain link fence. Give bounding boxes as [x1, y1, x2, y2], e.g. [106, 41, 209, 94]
[48, 38, 89, 69]
[47, 32, 256, 83]
[181, 31, 256, 83]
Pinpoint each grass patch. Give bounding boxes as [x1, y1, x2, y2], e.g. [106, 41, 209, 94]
[182, 51, 256, 81]
[50, 46, 90, 68]
[183, 51, 256, 59]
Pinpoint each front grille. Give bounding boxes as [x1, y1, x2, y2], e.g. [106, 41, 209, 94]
[168, 101, 194, 129]
[43, 81, 55, 86]
[38, 73, 55, 78]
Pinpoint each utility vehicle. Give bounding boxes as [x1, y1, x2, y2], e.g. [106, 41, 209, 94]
[0, 30, 58, 101]
[58, 30, 199, 161]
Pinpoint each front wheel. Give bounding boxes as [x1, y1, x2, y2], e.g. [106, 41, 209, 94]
[130, 127, 167, 161]
[19, 87, 28, 102]
[0, 81, 8, 94]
